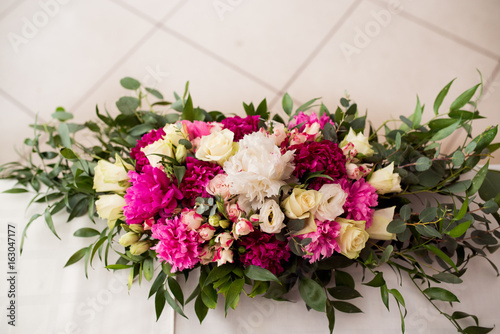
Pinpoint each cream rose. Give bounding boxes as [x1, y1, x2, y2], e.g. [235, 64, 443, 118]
[366, 207, 397, 240]
[163, 123, 189, 147]
[206, 174, 231, 200]
[141, 138, 174, 169]
[312, 184, 348, 222]
[335, 218, 369, 259]
[368, 162, 402, 195]
[340, 128, 374, 157]
[93, 155, 133, 193]
[282, 188, 322, 219]
[95, 194, 126, 229]
[195, 129, 238, 165]
[259, 199, 286, 234]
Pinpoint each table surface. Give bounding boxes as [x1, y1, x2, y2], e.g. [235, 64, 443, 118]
[0, 179, 499, 334]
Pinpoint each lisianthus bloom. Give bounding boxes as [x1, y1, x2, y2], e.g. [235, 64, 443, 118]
[224, 131, 295, 209]
[130, 128, 166, 172]
[123, 165, 183, 225]
[290, 140, 346, 190]
[151, 215, 202, 272]
[258, 199, 285, 234]
[299, 219, 341, 263]
[335, 218, 369, 259]
[221, 115, 260, 141]
[341, 178, 378, 228]
[93, 155, 134, 193]
[179, 157, 223, 206]
[238, 231, 290, 275]
[312, 183, 348, 222]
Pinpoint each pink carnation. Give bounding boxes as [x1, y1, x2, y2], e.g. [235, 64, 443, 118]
[288, 111, 333, 131]
[341, 178, 378, 227]
[130, 128, 166, 172]
[179, 157, 223, 206]
[238, 231, 290, 275]
[181, 120, 212, 140]
[221, 115, 260, 141]
[123, 165, 183, 225]
[299, 219, 341, 263]
[290, 140, 347, 190]
[151, 216, 202, 272]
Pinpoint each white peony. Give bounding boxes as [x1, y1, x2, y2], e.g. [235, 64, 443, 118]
[259, 199, 286, 234]
[312, 183, 348, 222]
[223, 131, 295, 209]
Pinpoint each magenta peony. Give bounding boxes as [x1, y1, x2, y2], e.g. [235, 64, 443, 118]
[221, 115, 260, 141]
[342, 178, 378, 227]
[130, 128, 166, 172]
[123, 165, 183, 225]
[238, 231, 290, 275]
[179, 157, 223, 206]
[151, 215, 202, 272]
[299, 219, 341, 263]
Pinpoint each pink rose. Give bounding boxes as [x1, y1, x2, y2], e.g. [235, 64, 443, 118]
[233, 218, 254, 239]
[198, 223, 216, 241]
[215, 232, 234, 250]
[214, 247, 234, 266]
[180, 208, 204, 230]
[225, 202, 242, 222]
[206, 174, 231, 200]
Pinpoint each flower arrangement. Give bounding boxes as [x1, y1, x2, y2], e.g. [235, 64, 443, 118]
[2, 77, 500, 333]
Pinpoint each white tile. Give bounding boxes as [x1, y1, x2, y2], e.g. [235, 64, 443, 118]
[285, 0, 499, 157]
[0, 0, 154, 119]
[0, 0, 19, 18]
[71, 28, 278, 122]
[164, 0, 355, 89]
[375, 0, 500, 58]
[114, 0, 183, 21]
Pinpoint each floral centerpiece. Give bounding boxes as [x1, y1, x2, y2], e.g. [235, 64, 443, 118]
[2, 77, 500, 333]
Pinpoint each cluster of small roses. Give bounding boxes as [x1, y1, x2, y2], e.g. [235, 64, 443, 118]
[93, 111, 404, 275]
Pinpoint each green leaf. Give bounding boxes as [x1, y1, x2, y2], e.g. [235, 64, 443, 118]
[424, 244, 458, 272]
[58, 123, 72, 148]
[106, 264, 134, 270]
[451, 150, 465, 166]
[149, 271, 167, 299]
[60, 148, 78, 160]
[73, 228, 100, 238]
[173, 165, 186, 187]
[328, 286, 362, 300]
[388, 289, 406, 307]
[182, 95, 195, 121]
[415, 224, 442, 238]
[450, 83, 480, 112]
[145, 87, 164, 99]
[116, 96, 140, 115]
[168, 277, 185, 306]
[447, 220, 471, 238]
[128, 123, 155, 136]
[410, 96, 422, 129]
[3, 188, 29, 193]
[467, 162, 489, 197]
[296, 97, 321, 114]
[430, 119, 460, 142]
[64, 247, 88, 267]
[331, 301, 362, 313]
[399, 205, 411, 221]
[415, 157, 432, 172]
[244, 265, 280, 283]
[419, 207, 437, 223]
[323, 122, 337, 142]
[225, 278, 245, 313]
[363, 272, 385, 287]
[387, 219, 406, 234]
[455, 197, 469, 221]
[299, 277, 326, 312]
[195, 294, 209, 323]
[143, 257, 154, 281]
[380, 245, 393, 264]
[44, 208, 60, 240]
[155, 286, 166, 320]
[51, 111, 73, 121]
[479, 170, 500, 202]
[434, 79, 455, 115]
[432, 273, 463, 284]
[482, 199, 499, 214]
[395, 132, 401, 150]
[120, 77, 141, 90]
[423, 287, 459, 302]
[164, 289, 188, 318]
[463, 326, 494, 334]
[326, 300, 335, 334]
[201, 286, 218, 309]
[335, 270, 355, 289]
[204, 264, 236, 287]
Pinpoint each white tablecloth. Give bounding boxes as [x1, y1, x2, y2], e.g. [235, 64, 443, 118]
[1, 179, 499, 334]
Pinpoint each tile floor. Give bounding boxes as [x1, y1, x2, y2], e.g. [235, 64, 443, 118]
[1, 0, 499, 165]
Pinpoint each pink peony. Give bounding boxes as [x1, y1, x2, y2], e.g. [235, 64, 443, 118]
[151, 215, 202, 272]
[288, 111, 333, 132]
[130, 128, 166, 172]
[123, 165, 183, 225]
[221, 115, 260, 141]
[290, 140, 347, 190]
[299, 219, 341, 263]
[341, 178, 378, 227]
[179, 157, 223, 206]
[238, 231, 290, 275]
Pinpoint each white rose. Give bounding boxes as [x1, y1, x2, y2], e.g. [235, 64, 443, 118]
[340, 128, 374, 157]
[259, 199, 286, 234]
[312, 184, 348, 222]
[196, 129, 238, 165]
[95, 194, 126, 229]
[335, 218, 369, 259]
[224, 131, 295, 209]
[141, 138, 174, 169]
[282, 188, 322, 219]
[93, 155, 133, 193]
[368, 162, 402, 195]
[366, 206, 397, 240]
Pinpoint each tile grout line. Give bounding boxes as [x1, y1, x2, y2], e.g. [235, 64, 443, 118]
[268, 0, 363, 109]
[367, 0, 500, 61]
[483, 60, 500, 93]
[0, 87, 39, 119]
[0, 0, 28, 20]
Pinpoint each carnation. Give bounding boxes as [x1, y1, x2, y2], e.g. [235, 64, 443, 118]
[221, 115, 260, 141]
[123, 165, 183, 225]
[224, 131, 295, 209]
[290, 140, 346, 189]
[130, 128, 166, 172]
[299, 219, 341, 263]
[238, 231, 290, 275]
[179, 157, 223, 206]
[151, 215, 202, 272]
[342, 178, 378, 227]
